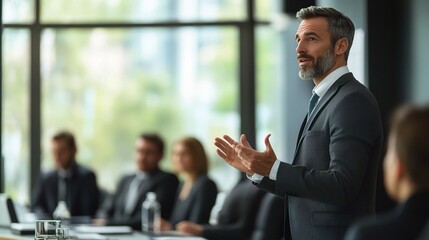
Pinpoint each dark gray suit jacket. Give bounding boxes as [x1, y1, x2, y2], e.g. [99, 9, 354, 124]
[101, 168, 179, 229]
[258, 73, 383, 240]
[31, 163, 100, 218]
[169, 175, 218, 226]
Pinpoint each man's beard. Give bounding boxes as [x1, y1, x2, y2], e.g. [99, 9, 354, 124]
[298, 47, 335, 80]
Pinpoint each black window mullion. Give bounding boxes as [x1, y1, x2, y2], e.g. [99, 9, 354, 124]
[239, 0, 256, 148]
[29, 0, 42, 201]
[25, 0, 262, 198]
[0, 0, 4, 194]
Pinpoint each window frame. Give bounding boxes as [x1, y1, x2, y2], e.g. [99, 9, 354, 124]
[0, 0, 270, 198]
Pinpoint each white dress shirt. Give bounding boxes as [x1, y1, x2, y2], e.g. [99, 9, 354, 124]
[124, 172, 146, 215]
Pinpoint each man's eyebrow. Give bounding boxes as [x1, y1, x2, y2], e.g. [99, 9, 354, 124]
[303, 32, 320, 38]
[296, 32, 320, 40]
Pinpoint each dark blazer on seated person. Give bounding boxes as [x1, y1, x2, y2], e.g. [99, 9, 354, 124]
[202, 178, 266, 240]
[344, 192, 429, 240]
[169, 175, 218, 226]
[100, 168, 179, 229]
[31, 163, 100, 218]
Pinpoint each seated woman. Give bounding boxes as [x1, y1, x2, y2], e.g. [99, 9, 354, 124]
[160, 137, 218, 231]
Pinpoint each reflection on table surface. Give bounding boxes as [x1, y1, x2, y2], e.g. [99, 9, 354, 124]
[0, 227, 207, 240]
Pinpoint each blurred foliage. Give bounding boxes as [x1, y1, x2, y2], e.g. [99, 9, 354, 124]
[2, 0, 279, 202]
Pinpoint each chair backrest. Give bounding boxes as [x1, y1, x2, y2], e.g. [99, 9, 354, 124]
[251, 193, 284, 240]
[0, 194, 19, 226]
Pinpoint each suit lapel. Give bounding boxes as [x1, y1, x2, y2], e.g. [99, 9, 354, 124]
[292, 74, 353, 162]
[51, 173, 60, 212]
[291, 116, 308, 164]
[129, 171, 160, 215]
[114, 176, 134, 217]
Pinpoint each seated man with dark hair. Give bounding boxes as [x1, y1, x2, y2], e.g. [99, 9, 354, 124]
[32, 131, 100, 219]
[96, 133, 179, 230]
[345, 105, 429, 240]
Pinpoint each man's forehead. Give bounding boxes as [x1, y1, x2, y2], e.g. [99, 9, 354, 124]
[136, 139, 157, 148]
[296, 17, 329, 35]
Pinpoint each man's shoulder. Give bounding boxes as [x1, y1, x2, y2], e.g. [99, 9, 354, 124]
[152, 169, 179, 182]
[331, 75, 380, 113]
[75, 163, 96, 177]
[39, 169, 58, 182]
[339, 74, 375, 98]
[117, 173, 135, 182]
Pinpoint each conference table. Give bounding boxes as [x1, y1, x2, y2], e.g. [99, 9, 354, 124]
[0, 226, 207, 240]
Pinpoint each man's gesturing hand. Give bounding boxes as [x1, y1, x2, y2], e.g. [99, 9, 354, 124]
[235, 134, 277, 176]
[214, 134, 277, 177]
[214, 135, 253, 174]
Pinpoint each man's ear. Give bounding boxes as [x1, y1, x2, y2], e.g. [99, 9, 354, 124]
[72, 147, 77, 155]
[335, 38, 348, 56]
[395, 154, 406, 180]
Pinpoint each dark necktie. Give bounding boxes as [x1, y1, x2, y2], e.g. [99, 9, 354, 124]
[58, 175, 69, 203]
[308, 91, 320, 117]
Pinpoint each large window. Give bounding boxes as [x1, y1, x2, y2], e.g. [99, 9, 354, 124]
[40, 27, 240, 192]
[256, 26, 283, 155]
[40, 0, 246, 23]
[2, 0, 281, 204]
[1, 29, 31, 204]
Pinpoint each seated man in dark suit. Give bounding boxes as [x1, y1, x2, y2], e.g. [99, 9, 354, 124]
[175, 175, 266, 240]
[345, 105, 429, 240]
[96, 133, 179, 230]
[32, 131, 100, 219]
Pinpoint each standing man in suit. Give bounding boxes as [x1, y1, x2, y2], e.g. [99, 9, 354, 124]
[345, 105, 429, 240]
[215, 6, 383, 240]
[96, 133, 179, 230]
[32, 131, 100, 219]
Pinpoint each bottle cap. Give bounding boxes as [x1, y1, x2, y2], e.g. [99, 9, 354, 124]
[147, 192, 156, 201]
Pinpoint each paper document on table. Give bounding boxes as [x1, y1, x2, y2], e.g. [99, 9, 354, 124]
[154, 237, 206, 240]
[69, 230, 108, 240]
[73, 225, 133, 234]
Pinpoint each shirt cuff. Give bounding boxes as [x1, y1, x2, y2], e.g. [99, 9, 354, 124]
[269, 159, 281, 180]
[246, 159, 281, 183]
[247, 173, 264, 183]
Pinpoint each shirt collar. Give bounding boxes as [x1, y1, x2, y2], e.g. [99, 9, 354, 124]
[313, 66, 350, 99]
[135, 171, 146, 181]
[57, 162, 76, 178]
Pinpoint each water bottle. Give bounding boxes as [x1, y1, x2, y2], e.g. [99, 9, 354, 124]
[53, 201, 71, 227]
[141, 192, 160, 234]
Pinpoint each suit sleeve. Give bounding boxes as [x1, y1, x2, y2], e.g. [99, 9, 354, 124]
[156, 174, 179, 219]
[188, 179, 218, 224]
[31, 177, 49, 216]
[261, 92, 382, 205]
[98, 177, 127, 218]
[80, 171, 100, 217]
